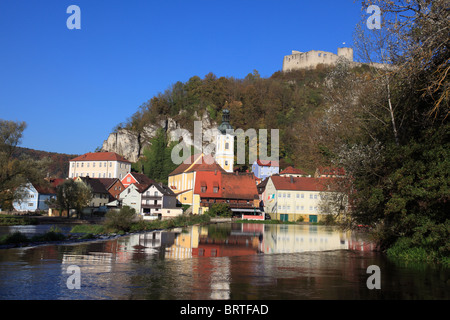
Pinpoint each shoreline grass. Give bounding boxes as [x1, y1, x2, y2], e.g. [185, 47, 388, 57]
[0, 214, 38, 226]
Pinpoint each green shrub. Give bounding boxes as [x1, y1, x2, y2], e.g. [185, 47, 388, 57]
[0, 231, 29, 245]
[207, 203, 231, 217]
[70, 224, 106, 234]
[31, 231, 66, 242]
[104, 206, 136, 232]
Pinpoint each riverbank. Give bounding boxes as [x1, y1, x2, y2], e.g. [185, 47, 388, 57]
[0, 214, 213, 249]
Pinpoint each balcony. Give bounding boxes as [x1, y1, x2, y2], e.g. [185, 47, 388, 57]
[200, 200, 255, 210]
[142, 195, 162, 200]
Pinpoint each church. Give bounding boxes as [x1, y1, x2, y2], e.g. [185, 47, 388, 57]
[168, 109, 259, 214]
[168, 109, 235, 206]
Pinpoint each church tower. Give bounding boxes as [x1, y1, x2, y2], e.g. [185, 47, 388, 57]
[215, 109, 234, 172]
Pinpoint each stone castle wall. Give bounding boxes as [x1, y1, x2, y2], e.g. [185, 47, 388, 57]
[282, 47, 354, 71]
[282, 47, 389, 72]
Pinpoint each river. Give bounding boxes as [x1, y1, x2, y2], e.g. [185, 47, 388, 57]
[0, 223, 448, 300]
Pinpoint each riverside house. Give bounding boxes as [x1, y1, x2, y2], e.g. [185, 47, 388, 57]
[69, 152, 132, 180]
[12, 181, 57, 212]
[120, 182, 182, 220]
[264, 175, 344, 223]
[192, 170, 261, 217]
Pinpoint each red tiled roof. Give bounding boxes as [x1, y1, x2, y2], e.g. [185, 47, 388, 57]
[279, 166, 308, 175]
[315, 166, 346, 177]
[169, 153, 226, 176]
[33, 183, 56, 195]
[194, 171, 223, 198]
[256, 159, 279, 167]
[222, 173, 259, 200]
[270, 176, 331, 192]
[194, 171, 258, 200]
[97, 178, 121, 190]
[130, 173, 155, 185]
[70, 152, 131, 163]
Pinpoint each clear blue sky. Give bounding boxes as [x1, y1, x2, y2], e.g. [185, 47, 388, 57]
[0, 0, 366, 155]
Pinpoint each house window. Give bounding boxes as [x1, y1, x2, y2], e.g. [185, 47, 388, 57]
[154, 191, 158, 197]
[81, 163, 84, 167]
[225, 142, 229, 150]
[28, 203, 33, 207]
[77, 163, 79, 168]
[109, 173, 111, 178]
[310, 194, 313, 199]
[296, 194, 299, 198]
[314, 194, 318, 199]
[99, 162, 102, 167]
[301, 194, 304, 199]
[127, 177, 131, 182]
[213, 186, 218, 193]
[201, 186, 206, 193]
[87, 163, 90, 168]
[93, 162, 95, 167]
[287, 193, 290, 198]
[110, 162, 112, 167]
[225, 161, 228, 166]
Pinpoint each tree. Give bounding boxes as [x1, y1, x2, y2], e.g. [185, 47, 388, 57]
[324, 1, 450, 261]
[0, 120, 50, 210]
[207, 203, 231, 217]
[104, 206, 136, 232]
[56, 179, 92, 218]
[136, 128, 179, 183]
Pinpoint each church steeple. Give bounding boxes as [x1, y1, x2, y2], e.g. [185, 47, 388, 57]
[215, 109, 234, 173]
[218, 109, 233, 134]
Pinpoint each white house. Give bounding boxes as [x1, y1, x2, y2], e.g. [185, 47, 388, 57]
[12, 182, 56, 212]
[69, 152, 132, 180]
[119, 182, 183, 220]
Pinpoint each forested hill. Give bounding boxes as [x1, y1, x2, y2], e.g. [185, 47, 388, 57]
[13, 147, 77, 179]
[116, 64, 375, 173]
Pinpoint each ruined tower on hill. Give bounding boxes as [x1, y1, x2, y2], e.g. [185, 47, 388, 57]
[282, 47, 389, 72]
[282, 47, 354, 72]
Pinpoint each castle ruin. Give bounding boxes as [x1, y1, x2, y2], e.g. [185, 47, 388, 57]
[282, 47, 390, 72]
[282, 47, 355, 72]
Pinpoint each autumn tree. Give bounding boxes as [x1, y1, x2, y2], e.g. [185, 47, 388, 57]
[56, 179, 92, 218]
[0, 120, 50, 210]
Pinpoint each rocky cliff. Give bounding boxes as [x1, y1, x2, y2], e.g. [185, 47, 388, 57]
[101, 112, 217, 163]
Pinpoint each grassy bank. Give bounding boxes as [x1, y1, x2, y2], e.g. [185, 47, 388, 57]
[70, 214, 212, 235]
[386, 237, 449, 267]
[0, 214, 38, 226]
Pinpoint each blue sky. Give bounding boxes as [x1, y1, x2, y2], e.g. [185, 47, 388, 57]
[0, 0, 365, 155]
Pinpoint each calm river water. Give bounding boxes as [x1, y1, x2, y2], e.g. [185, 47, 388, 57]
[0, 223, 448, 300]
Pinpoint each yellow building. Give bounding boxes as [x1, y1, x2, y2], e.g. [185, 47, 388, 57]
[168, 153, 226, 207]
[264, 175, 345, 223]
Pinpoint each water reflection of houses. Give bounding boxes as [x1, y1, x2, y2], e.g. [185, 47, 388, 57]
[192, 224, 263, 258]
[262, 225, 350, 254]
